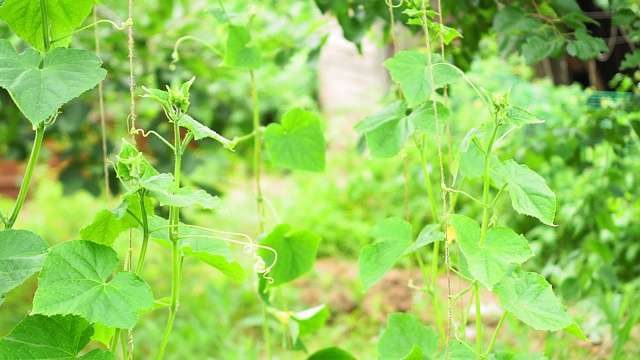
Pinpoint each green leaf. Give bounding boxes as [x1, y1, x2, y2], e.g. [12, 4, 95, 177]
[308, 347, 357, 360]
[384, 51, 462, 107]
[0, 0, 94, 52]
[494, 270, 586, 340]
[612, 8, 638, 27]
[258, 224, 320, 289]
[354, 101, 413, 158]
[180, 237, 246, 282]
[435, 340, 477, 359]
[354, 101, 449, 158]
[291, 304, 329, 336]
[90, 323, 115, 349]
[0, 40, 107, 127]
[264, 108, 326, 172]
[488, 353, 548, 360]
[620, 49, 640, 70]
[450, 215, 533, 290]
[0, 314, 115, 360]
[359, 218, 412, 291]
[0, 229, 48, 306]
[223, 24, 261, 69]
[378, 313, 439, 360]
[566, 28, 608, 60]
[32, 240, 154, 329]
[116, 140, 159, 183]
[146, 216, 245, 281]
[178, 114, 235, 150]
[79, 210, 128, 247]
[492, 160, 556, 225]
[150, 186, 222, 209]
[521, 36, 564, 64]
[500, 106, 544, 127]
[405, 223, 443, 254]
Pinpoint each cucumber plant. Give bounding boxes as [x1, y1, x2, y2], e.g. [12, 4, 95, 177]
[0, 1, 328, 359]
[345, 2, 589, 359]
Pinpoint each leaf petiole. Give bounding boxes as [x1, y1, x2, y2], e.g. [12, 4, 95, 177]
[444, 187, 489, 208]
[485, 312, 508, 356]
[50, 18, 132, 45]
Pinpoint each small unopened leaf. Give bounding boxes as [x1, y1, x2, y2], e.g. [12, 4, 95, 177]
[308, 346, 357, 360]
[492, 160, 556, 225]
[0, 230, 48, 305]
[359, 217, 413, 291]
[494, 270, 586, 340]
[224, 25, 261, 69]
[378, 313, 439, 360]
[258, 224, 320, 289]
[0, 0, 94, 51]
[264, 108, 326, 172]
[0, 314, 115, 359]
[291, 304, 329, 336]
[32, 240, 154, 329]
[450, 215, 533, 290]
[0, 40, 106, 126]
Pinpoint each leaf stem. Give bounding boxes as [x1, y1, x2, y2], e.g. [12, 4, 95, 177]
[6, 122, 45, 229]
[135, 189, 150, 274]
[485, 312, 508, 356]
[40, 0, 51, 53]
[474, 282, 482, 353]
[250, 70, 265, 233]
[157, 116, 184, 359]
[50, 18, 132, 45]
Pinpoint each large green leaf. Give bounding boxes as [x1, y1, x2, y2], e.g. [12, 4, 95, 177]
[79, 210, 128, 247]
[258, 224, 320, 289]
[264, 108, 326, 172]
[384, 51, 462, 107]
[494, 269, 586, 340]
[500, 106, 544, 127]
[450, 215, 533, 290]
[354, 101, 449, 158]
[0, 0, 94, 52]
[308, 347, 357, 360]
[32, 240, 154, 329]
[223, 24, 261, 69]
[0, 314, 115, 360]
[378, 313, 439, 360]
[150, 186, 222, 209]
[0, 229, 48, 306]
[358, 217, 413, 291]
[0, 40, 106, 127]
[492, 160, 556, 226]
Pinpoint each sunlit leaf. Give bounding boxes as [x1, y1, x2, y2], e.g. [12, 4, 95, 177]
[450, 215, 533, 290]
[494, 269, 586, 340]
[0, 0, 94, 51]
[264, 108, 326, 172]
[0, 230, 48, 306]
[224, 24, 261, 69]
[492, 160, 556, 225]
[359, 217, 413, 291]
[0, 40, 106, 126]
[378, 313, 439, 360]
[32, 241, 154, 329]
[0, 314, 115, 359]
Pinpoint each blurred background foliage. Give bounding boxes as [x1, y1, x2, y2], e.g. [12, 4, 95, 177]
[1, 0, 640, 358]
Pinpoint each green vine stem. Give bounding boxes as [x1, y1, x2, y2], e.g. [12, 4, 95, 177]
[5, 122, 46, 230]
[135, 189, 150, 274]
[50, 18, 132, 45]
[157, 115, 185, 360]
[485, 312, 508, 356]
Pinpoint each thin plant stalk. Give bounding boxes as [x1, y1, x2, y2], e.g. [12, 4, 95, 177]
[157, 116, 184, 360]
[135, 189, 150, 274]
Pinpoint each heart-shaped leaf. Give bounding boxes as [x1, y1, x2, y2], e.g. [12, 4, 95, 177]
[0, 314, 115, 359]
[258, 224, 320, 289]
[0, 40, 107, 127]
[223, 24, 261, 69]
[378, 313, 439, 360]
[308, 347, 357, 360]
[264, 108, 326, 172]
[0, 0, 95, 52]
[32, 240, 154, 329]
[450, 214, 533, 290]
[0, 229, 48, 306]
